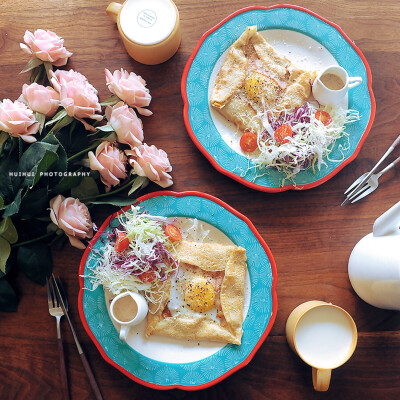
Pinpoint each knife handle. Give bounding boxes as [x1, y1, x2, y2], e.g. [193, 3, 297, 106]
[57, 337, 70, 400]
[79, 352, 104, 400]
[392, 133, 400, 148]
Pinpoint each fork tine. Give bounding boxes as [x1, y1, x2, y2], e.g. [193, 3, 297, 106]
[351, 185, 377, 203]
[46, 280, 55, 309]
[347, 182, 369, 201]
[49, 278, 59, 308]
[344, 172, 368, 195]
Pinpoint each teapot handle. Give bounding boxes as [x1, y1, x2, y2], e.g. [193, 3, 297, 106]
[373, 201, 400, 237]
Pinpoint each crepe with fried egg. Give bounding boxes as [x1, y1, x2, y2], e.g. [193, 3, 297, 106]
[211, 25, 317, 133]
[145, 240, 247, 345]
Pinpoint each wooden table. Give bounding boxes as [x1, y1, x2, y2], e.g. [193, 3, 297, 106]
[1, 0, 400, 399]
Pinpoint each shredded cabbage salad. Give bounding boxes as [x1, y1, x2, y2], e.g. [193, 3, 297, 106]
[247, 102, 360, 183]
[86, 206, 180, 309]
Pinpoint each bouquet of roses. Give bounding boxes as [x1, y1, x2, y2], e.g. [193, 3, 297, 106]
[0, 29, 173, 311]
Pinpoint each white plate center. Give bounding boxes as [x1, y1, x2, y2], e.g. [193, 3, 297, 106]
[208, 29, 347, 157]
[105, 217, 251, 363]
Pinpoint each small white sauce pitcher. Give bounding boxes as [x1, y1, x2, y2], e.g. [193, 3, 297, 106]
[348, 201, 400, 310]
[312, 65, 362, 105]
[110, 292, 148, 341]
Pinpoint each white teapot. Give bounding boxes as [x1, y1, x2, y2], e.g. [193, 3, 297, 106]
[348, 201, 400, 310]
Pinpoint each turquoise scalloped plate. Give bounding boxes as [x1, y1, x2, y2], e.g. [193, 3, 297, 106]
[78, 191, 277, 390]
[181, 5, 375, 192]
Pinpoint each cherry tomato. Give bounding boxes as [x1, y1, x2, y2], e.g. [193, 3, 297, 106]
[274, 124, 293, 144]
[114, 232, 130, 252]
[165, 224, 182, 242]
[240, 131, 258, 152]
[138, 270, 157, 283]
[315, 110, 332, 126]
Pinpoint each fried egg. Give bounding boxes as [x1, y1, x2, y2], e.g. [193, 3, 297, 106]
[245, 71, 280, 106]
[167, 264, 221, 322]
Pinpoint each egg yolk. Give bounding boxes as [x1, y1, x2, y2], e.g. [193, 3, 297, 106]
[245, 72, 269, 103]
[184, 276, 215, 312]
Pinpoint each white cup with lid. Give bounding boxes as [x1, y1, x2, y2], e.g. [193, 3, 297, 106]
[110, 291, 148, 341]
[106, 0, 181, 65]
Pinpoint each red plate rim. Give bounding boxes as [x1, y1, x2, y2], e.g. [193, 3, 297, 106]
[78, 190, 278, 390]
[181, 4, 376, 192]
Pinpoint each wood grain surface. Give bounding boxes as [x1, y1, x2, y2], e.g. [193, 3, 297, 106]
[1, 0, 400, 399]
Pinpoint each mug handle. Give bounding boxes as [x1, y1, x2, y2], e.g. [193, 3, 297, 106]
[312, 368, 331, 391]
[348, 76, 362, 89]
[119, 324, 130, 341]
[106, 2, 122, 23]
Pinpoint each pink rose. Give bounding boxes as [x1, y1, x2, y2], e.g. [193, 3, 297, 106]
[0, 99, 39, 143]
[105, 102, 144, 148]
[126, 144, 173, 188]
[18, 83, 60, 117]
[50, 69, 102, 131]
[20, 29, 72, 67]
[105, 68, 152, 116]
[49, 195, 93, 250]
[88, 142, 128, 191]
[51, 69, 96, 93]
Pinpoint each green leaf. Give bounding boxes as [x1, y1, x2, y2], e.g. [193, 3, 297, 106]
[33, 151, 58, 186]
[43, 61, 53, 80]
[35, 112, 46, 134]
[3, 188, 22, 217]
[71, 177, 99, 200]
[0, 279, 18, 312]
[89, 197, 135, 206]
[45, 109, 68, 127]
[20, 57, 43, 73]
[128, 176, 148, 196]
[0, 217, 18, 244]
[19, 141, 59, 187]
[41, 134, 68, 186]
[0, 196, 3, 210]
[47, 115, 74, 135]
[17, 242, 53, 285]
[51, 170, 83, 194]
[0, 157, 23, 201]
[97, 131, 117, 141]
[57, 123, 89, 156]
[100, 94, 119, 106]
[0, 249, 15, 278]
[19, 188, 49, 220]
[97, 124, 114, 132]
[0, 131, 9, 150]
[0, 236, 11, 274]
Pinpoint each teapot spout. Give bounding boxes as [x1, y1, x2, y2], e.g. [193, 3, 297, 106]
[373, 201, 400, 237]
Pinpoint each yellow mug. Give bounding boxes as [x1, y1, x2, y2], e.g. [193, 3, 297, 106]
[106, 0, 181, 65]
[286, 301, 357, 391]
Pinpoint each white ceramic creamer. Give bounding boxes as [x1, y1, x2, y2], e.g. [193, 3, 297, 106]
[348, 201, 400, 310]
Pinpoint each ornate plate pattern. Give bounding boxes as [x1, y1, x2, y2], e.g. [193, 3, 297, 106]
[181, 5, 375, 192]
[78, 191, 277, 390]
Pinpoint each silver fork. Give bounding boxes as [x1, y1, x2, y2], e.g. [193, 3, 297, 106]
[345, 155, 400, 203]
[47, 278, 70, 400]
[342, 133, 400, 205]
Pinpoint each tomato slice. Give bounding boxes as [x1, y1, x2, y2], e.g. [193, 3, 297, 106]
[240, 131, 258, 152]
[114, 232, 130, 252]
[165, 224, 182, 241]
[138, 270, 157, 283]
[315, 110, 332, 126]
[274, 124, 293, 144]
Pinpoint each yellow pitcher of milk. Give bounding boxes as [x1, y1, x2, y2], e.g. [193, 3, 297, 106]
[106, 0, 181, 65]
